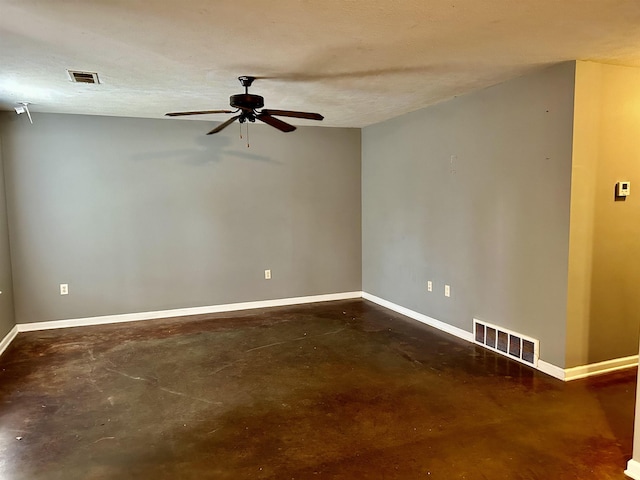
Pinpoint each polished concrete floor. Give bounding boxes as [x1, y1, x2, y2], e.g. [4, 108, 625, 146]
[0, 299, 636, 479]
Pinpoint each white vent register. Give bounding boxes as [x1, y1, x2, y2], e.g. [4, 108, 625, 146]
[473, 319, 539, 367]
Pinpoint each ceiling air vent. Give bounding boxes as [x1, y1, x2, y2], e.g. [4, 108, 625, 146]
[67, 70, 100, 84]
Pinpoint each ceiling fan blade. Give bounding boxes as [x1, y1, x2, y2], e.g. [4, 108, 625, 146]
[165, 109, 234, 117]
[256, 113, 296, 132]
[207, 115, 241, 135]
[261, 109, 324, 121]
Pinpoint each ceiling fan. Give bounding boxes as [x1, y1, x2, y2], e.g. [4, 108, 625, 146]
[165, 76, 324, 135]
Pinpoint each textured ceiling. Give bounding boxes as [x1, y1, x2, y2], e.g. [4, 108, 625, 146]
[1, 0, 640, 128]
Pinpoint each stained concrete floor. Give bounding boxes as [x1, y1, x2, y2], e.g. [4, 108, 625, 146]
[0, 299, 636, 479]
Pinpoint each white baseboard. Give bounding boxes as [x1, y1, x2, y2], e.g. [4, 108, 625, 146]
[361, 292, 638, 383]
[0, 325, 18, 356]
[564, 355, 638, 381]
[362, 292, 475, 343]
[6, 290, 640, 384]
[16, 291, 364, 333]
[363, 292, 567, 378]
[625, 459, 640, 479]
[537, 360, 566, 381]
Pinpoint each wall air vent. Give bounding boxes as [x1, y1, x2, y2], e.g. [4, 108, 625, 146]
[473, 319, 539, 367]
[67, 70, 100, 84]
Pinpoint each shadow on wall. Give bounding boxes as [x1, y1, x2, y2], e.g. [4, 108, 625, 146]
[130, 131, 279, 166]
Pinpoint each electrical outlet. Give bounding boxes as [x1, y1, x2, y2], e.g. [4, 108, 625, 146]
[60, 284, 69, 295]
[444, 285, 450, 297]
[264, 269, 271, 280]
[427, 281, 432, 292]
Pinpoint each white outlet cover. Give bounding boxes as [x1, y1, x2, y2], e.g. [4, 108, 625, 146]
[444, 285, 450, 297]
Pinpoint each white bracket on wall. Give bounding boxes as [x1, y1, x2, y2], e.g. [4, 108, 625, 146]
[14, 102, 33, 124]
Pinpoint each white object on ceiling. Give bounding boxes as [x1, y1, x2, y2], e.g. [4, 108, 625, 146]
[14, 102, 32, 124]
[0, 0, 639, 128]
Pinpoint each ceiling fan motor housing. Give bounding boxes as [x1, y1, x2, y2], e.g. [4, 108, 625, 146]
[230, 94, 264, 110]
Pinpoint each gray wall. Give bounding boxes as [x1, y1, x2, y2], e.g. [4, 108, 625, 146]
[0, 113, 361, 324]
[0, 139, 15, 337]
[362, 62, 576, 367]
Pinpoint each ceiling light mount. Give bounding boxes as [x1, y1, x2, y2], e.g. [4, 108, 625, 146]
[238, 76, 256, 89]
